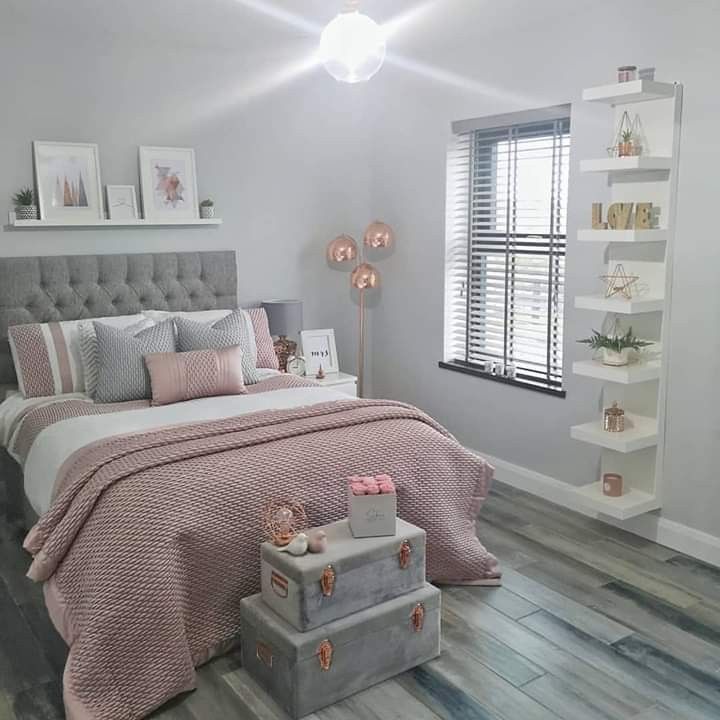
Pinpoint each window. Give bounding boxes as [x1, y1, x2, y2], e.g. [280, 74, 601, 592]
[442, 105, 571, 396]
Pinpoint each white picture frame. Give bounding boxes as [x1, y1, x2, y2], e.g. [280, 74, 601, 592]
[138, 146, 199, 220]
[106, 185, 138, 220]
[33, 141, 104, 222]
[301, 329, 339, 375]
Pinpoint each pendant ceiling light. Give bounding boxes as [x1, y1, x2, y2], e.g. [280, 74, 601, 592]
[319, 5, 386, 84]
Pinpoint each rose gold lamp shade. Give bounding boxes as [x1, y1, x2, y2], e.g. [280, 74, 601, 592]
[326, 234, 358, 263]
[363, 221, 394, 249]
[326, 221, 394, 398]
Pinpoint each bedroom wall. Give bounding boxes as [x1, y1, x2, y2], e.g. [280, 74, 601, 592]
[361, 0, 720, 543]
[0, 0, 371, 378]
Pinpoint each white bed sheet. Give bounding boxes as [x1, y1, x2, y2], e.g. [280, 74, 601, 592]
[7, 380, 347, 516]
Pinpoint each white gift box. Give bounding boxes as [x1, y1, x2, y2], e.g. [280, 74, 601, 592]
[347, 486, 397, 537]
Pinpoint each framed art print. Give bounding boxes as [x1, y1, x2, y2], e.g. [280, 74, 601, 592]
[33, 141, 103, 221]
[138, 146, 198, 220]
[106, 185, 138, 220]
[301, 329, 339, 374]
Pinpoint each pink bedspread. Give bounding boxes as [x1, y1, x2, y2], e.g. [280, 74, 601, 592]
[24, 394, 498, 719]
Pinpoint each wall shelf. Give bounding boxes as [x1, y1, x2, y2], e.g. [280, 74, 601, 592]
[7, 217, 222, 229]
[577, 229, 667, 243]
[572, 482, 661, 520]
[582, 80, 676, 105]
[580, 157, 672, 174]
[574, 294, 665, 314]
[571, 414, 658, 453]
[572, 359, 661, 384]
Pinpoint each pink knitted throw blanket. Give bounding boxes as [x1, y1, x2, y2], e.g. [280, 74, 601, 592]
[24, 398, 498, 719]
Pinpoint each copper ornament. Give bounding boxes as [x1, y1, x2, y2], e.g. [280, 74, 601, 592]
[326, 235, 358, 263]
[363, 221, 394, 249]
[263, 500, 308, 547]
[350, 262, 380, 290]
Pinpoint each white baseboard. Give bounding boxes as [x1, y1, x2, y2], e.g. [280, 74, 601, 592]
[473, 449, 720, 569]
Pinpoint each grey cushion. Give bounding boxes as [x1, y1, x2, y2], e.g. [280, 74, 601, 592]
[94, 319, 176, 402]
[175, 312, 260, 384]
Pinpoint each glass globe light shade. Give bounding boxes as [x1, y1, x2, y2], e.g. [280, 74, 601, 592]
[351, 262, 380, 290]
[327, 234, 358, 263]
[319, 11, 386, 84]
[363, 221, 394, 249]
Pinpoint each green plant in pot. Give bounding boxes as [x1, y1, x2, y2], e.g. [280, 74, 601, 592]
[618, 129, 634, 157]
[199, 198, 214, 219]
[12, 187, 37, 220]
[578, 326, 652, 366]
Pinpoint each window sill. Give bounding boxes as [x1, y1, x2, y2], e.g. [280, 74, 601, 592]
[438, 360, 566, 398]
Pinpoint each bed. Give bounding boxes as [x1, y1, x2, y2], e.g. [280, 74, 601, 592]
[0, 251, 499, 720]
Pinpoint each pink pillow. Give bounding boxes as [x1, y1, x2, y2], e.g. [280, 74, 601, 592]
[247, 308, 279, 370]
[143, 346, 247, 406]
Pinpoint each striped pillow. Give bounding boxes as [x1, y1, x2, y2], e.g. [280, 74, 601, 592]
[8, 314, 148, 398]
[247, 308, 279, 370]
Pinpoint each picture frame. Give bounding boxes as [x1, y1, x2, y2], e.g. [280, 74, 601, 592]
[33, 141, 103, 222]
[138, 146, 199, 220]
[301, 329, 339, 375]
[106, 185, 138, 220]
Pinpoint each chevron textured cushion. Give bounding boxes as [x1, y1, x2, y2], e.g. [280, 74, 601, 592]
[94, 319, 176, 402]
[175, 312, 260, 384]
[246, 308, 279, 370]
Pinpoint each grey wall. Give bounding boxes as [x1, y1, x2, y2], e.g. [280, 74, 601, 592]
[0, 0, 372, 377]
[360, 0, 720, 538]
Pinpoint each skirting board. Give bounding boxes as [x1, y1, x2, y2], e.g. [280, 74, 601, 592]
[472, 449, 720, 569]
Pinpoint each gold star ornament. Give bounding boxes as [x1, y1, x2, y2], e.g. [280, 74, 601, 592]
[600, 263, 639, 300]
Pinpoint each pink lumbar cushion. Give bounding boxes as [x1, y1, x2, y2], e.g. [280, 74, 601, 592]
[144, 345, 247, 406]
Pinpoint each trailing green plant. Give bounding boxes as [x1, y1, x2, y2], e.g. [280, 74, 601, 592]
[578, 327, 652, 353]
[621, 129, 633, 143]
[12, 187, 35, 206]
[199, 198, 214, 207]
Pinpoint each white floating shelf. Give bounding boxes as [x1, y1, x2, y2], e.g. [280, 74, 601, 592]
[575, 294, 665, 314]
[8, 218, 222, 229]
[582, 80, 676, 105]
[572, 359, 661, 384]
[572, 482, 661, 521]
[577, 229, 668, 243]
[571, 414, 658, 453]
[580, 157, 672, 174]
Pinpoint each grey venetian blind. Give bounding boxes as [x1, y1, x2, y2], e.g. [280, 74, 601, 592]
[443, 106, 571, 395]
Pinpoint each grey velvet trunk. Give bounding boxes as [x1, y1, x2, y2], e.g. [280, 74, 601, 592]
[260, 518, 426, 632]
[240, 583, 441, 719]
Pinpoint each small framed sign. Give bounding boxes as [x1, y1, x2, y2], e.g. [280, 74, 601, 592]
[106, 185, 138, 220]
[301, 329, 339, 375]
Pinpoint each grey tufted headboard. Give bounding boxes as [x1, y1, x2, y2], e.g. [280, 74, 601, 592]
[0, 251, 237, 385]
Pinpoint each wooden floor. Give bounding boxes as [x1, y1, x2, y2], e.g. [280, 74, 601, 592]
[2, 480, 720, 720]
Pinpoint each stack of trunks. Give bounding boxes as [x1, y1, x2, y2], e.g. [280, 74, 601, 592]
[240, 517, 441, 719]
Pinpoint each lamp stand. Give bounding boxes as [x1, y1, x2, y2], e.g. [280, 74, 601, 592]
[273, 335, 297, 373]
[358, 288, 365, 398]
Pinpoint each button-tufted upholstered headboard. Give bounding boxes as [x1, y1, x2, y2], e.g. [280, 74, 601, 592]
[0, 251, 237, 385]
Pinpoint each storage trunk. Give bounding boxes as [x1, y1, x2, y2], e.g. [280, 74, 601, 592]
[261, 518, 426, 631]
[241, 583, 441, 719]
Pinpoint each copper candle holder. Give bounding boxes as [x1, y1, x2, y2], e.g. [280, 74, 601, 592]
[603, 402, 625, 432]
[263, 500, 308, 547]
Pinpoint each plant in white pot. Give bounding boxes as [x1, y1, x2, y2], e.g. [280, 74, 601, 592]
[578, 327, 651, 367]
[199, 198, 214, 219]
[12, 187, 37, 220]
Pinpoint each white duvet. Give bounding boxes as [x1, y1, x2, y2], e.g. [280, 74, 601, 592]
[2, 380, 348, 516]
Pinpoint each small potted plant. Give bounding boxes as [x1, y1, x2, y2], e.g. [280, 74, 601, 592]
[12, 187, 37, 220]
[199, 198, 214, 219]
[618, 129, 634, 157]
[578, 326, 652, 366]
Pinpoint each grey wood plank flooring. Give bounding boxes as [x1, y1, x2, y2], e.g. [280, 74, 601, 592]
[2, 478, 720, 719]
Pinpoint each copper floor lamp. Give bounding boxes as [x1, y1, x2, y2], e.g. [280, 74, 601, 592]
[326, 221, 394, 398]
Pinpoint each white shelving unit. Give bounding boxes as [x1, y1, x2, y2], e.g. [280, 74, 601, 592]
[7, 216, 222, 229]
[570, 77, 683, 519]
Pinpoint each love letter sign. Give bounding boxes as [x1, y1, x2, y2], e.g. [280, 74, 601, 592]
[592, 202, 653, 230]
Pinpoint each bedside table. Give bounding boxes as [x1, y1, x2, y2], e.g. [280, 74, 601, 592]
[311, 372, 358, 397]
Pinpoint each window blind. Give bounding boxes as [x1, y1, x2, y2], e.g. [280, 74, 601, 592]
[443, 109, 571, 395]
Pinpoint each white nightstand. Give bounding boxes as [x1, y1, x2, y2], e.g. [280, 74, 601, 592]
[311, 372, 358, 397]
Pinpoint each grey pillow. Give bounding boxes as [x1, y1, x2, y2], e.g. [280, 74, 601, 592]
[94, 319, 176, 402]
[175, 312, 260, 384]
